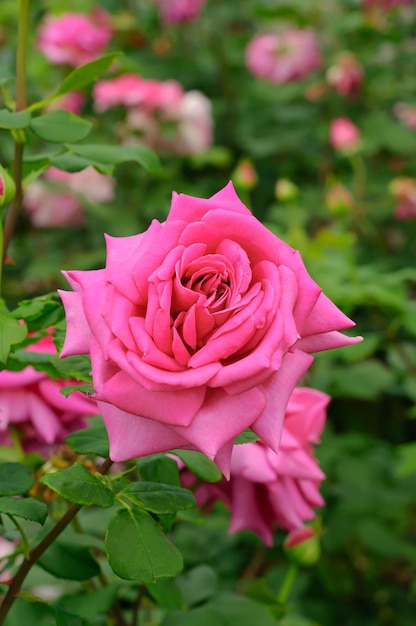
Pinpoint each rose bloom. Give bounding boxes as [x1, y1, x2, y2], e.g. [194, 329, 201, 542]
[59, 183, 360, 474]
[0, 334, 98, 453]
[329, 118, 361, 152]
[245, 29, 321, 84]
[37, 9, 112, 67]
[326, 52, 364, 98]
[154, 0, 207, 24]
[180, 387, 329, 546]
[23, 166, 116, 228]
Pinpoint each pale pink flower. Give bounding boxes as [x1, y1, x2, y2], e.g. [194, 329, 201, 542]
[181, 387, 329, 546]
[245, 29, 321, 84]
[393, 102, 416, 130]
[59, 183, 360, 475]
[23, 166, 115, 228]
[0, 334, 98, 453]
[37, 9, 113, 67]
[326, 52, 364, 98]
[154, 0, 207, 24]
[94, 74, 213, 155]
[126, 89, 213, 154]
[329, 118, 361, 152]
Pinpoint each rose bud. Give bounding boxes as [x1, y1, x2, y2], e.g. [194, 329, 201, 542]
[283, 526, 321, 566]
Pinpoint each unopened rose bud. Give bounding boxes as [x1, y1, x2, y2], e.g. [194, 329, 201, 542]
[326, 183, 354, 215]
[329, 118, 361, 153]
[0, 165, 16, 207]
[283, 526, 321, 566]
[233, 158, 258, 191]
[275, 178, 299, 202]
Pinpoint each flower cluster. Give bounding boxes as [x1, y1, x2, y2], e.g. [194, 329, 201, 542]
[93, 74, 213, 155]
[59, 183, 360, 475]
[180, 387, 329, 546]
[0, 334, 98, 453]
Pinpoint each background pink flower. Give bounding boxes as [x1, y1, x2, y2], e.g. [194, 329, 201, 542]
[245, 29, 321, 84]
[329, 118, 361, 152]
[154, 0, 207, 24]
[326, 52, 364, 98]
[0, 334, 98, 453]
[36, 10, 113, 67]
[59, 183, 360, 474]
[181, 387, 330, 546]
[23, 166, 116, 228]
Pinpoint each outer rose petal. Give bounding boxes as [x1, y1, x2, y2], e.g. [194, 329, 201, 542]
[58, 289, 92, 357]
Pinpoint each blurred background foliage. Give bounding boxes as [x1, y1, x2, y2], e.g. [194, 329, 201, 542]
[0, 0, 415, 624]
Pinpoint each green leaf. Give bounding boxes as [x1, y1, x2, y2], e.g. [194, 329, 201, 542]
[171, 450, 222, 483]
[54, 607, 83, 626]
[235, 429, 260, 445]
[137, 454, 180, 486]
[10, 293, 64, 331]
[176, 564, 218, 607]
[0, 496, 48, 524]
[38, 539, 100, 580]
[105, 508, 183, 582]
[58, 585, 120, 620]
[395, 442, 416, 478]
[50, 153, 114, 175]
[0, 108, 31, 129]
[145, 578, 182, 610]
[30, 110, 92, 143]
[40, 463, 114, 508]
[122, 481, 196, 514]
[66, 142, 161, 173]
[65, 420, 109, 458]
[55, 53, 120, 97]
[0, 315, 27, 364]
[59, 384, 95, 398]
[0, 463, 34, 495]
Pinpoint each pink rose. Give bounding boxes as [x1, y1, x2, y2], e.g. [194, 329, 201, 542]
[326, 52, 364, 98]
[245, 29, 321, 84]
[59, 183, 360, 474]
[23, 166, 115, 228]
[181, 387, 329, 546]
[154, 0, 207, 24]
[0, 334, 98, 453]
[37, 10, 113, 67]
[329, 118, 361, 152]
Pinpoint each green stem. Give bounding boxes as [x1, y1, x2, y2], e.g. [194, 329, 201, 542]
[2, 0, 30, 262]
[277, 562, 298, 605]
[0, 456, 113, 625]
